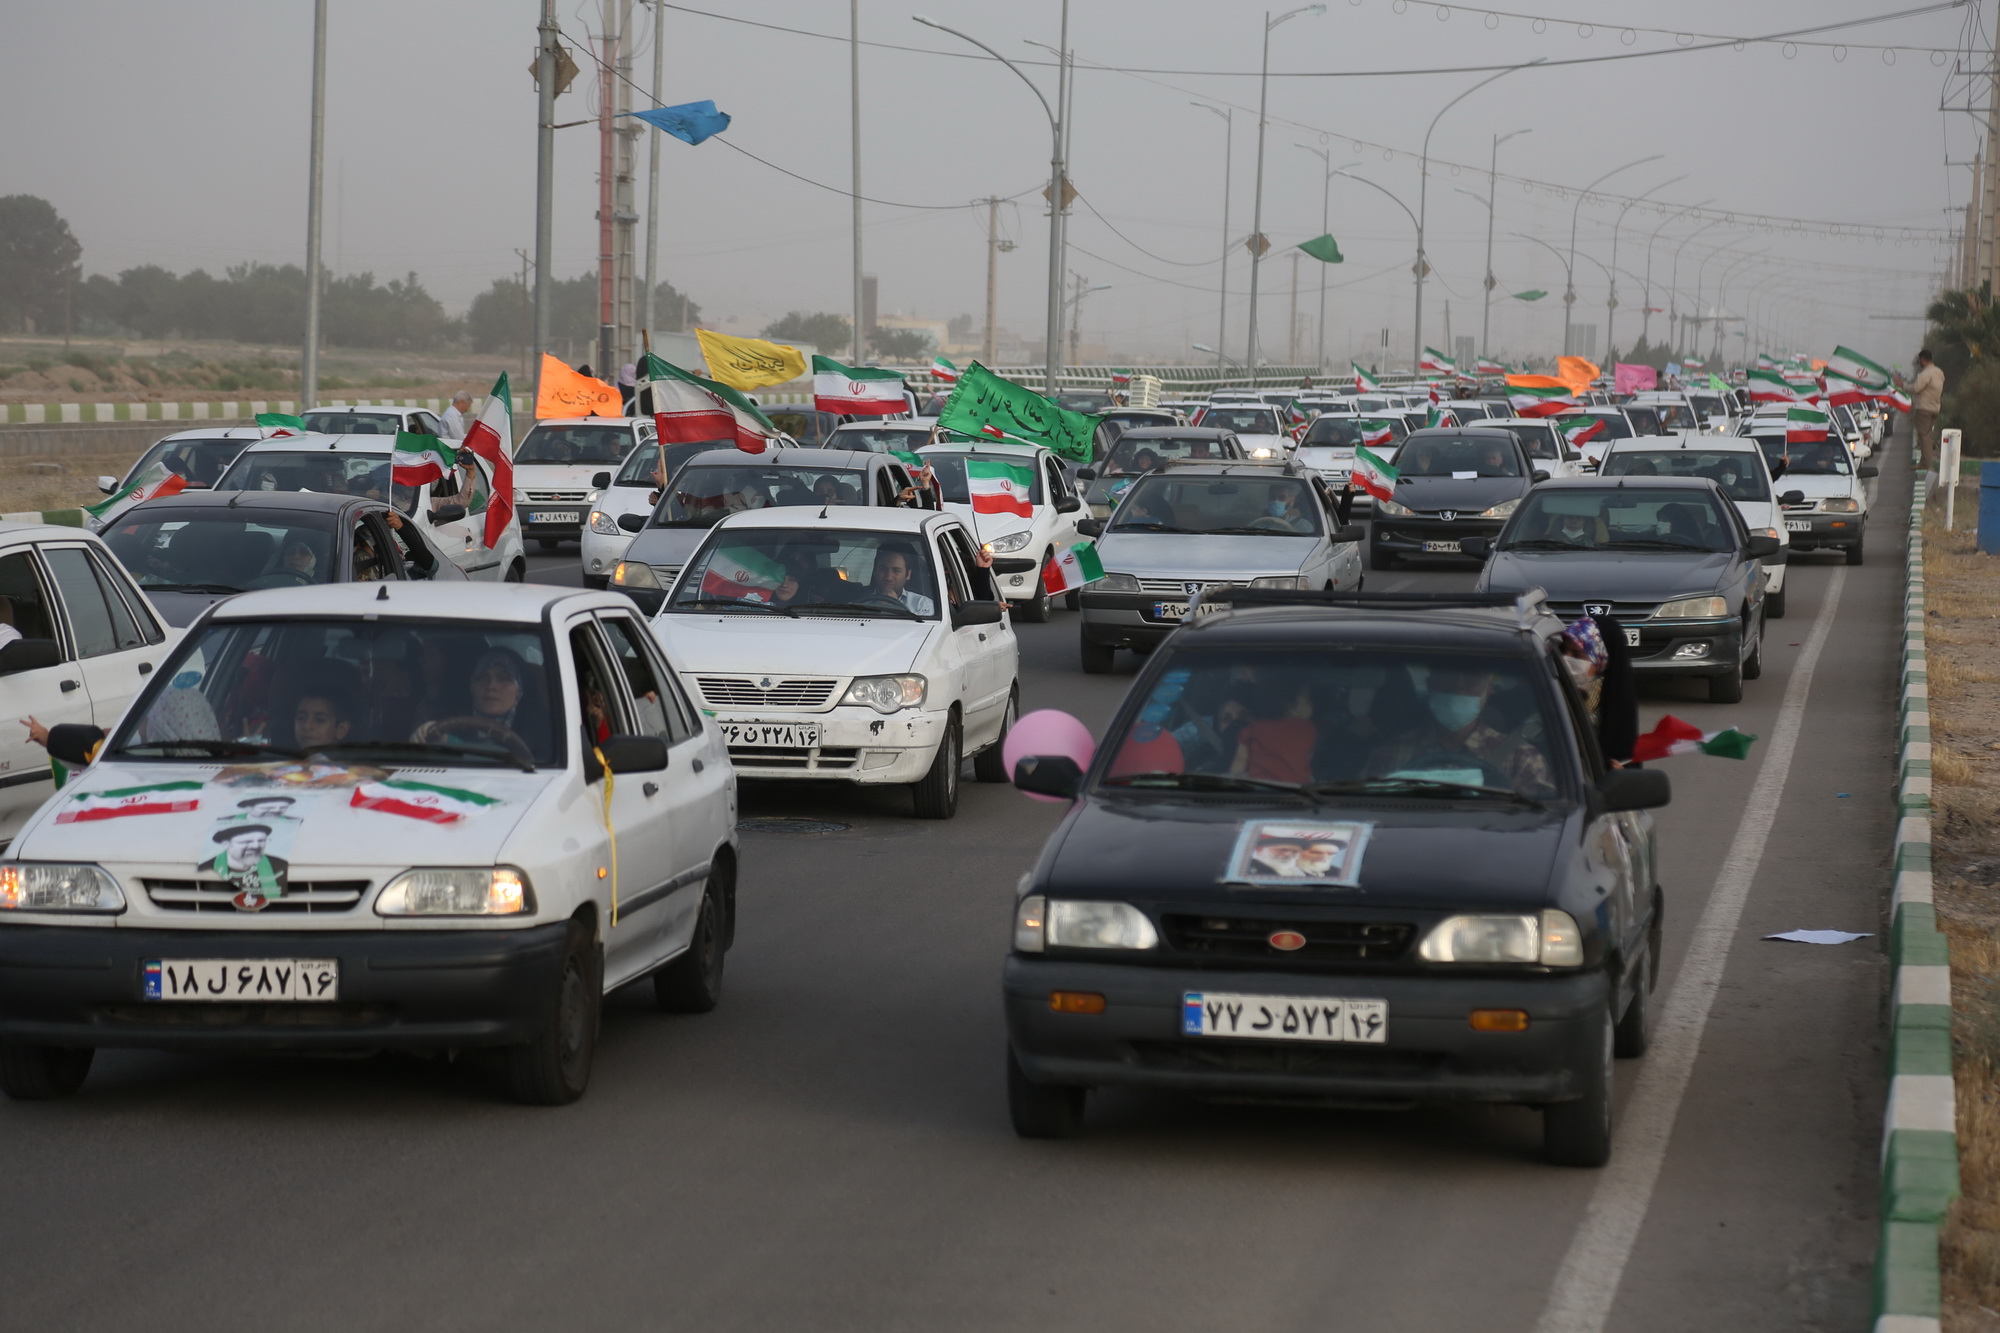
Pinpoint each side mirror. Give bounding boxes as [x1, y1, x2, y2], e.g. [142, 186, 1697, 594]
[1780, 489, 1805, 506]
[1012, 754, 1083, 800]
[592, 471, 612, 489]
[1859, 465, 1880, 479]
[1746, 534, 1781, 559]
[1531, 470, 1550, 483]
[617, 512, 647, 532]
[1055, 495, 1083, 514]
[599, 734, 669, 774]
[0, 638, 63, 676]
[1600, 767, 1671, 812]
[1330, 523, 1364, 545]
[1076, 517, 1106, 538]
[1076, 467, 1098, 482]
[1459, 535, 1492, 559]
[953, 599, 1006, 628]
[431, 503, 468, 524]
[97, 476, 118, 494]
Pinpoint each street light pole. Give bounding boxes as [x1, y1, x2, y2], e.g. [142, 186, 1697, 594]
[1246, 5, 1324, 380]
[1511, 230, 1572, 356]
[1641, 197, 1715, 347]
[1709, 247, 1766, 363]
[642, 0, 664, 342]
[1194, 103, 1234, 374]
[1605, 173, 1685, 363]
[1669, 219, 1725, 358]
[1335, 171, 1421, 358]
[851, 0, 864, 363]
[1562, 153, 1663, 356]
[302, 0, 328, 410]
[1295, 146, 1361, 373]
[1416, 60, 1543, 371]
[1480, 128, 1529, 365]
[533, 0, 558, 401]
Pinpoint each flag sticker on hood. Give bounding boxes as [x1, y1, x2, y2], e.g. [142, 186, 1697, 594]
[350, 778, 503, 825]
[56, 779, 204, 823]
[1226, 820, 1372, 888]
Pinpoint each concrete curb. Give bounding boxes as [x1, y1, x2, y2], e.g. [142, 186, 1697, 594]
[0, 510, 83, 527]
[0, 397, 527, 425]
[1873, 462, 1957, 1333]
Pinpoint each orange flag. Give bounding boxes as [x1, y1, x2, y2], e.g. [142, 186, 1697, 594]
[1555, 356, 1599, 393]
[534, 354, 622, 419]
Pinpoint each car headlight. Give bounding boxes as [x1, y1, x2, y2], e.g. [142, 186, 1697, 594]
[1032, 899, 1158, 950]
[1375, 498, 1413, 516]
[1095, 572, 1140, 592]
[1478, 498, 1521, 519]
[1251, 574, 1310, 589]
[587, 509, 623, 536]
[376, 867, 532, 916]
[610, 559, 659, 589]
[986, 529, 1034, 554]
[1247, 446, 1276, 459]
[1419, 909, 1582, 966]
[1821, 497, 1861, 513]
[1654, 594, 1730, 619]
[0, 863, 124, 913]
[841, 674, 927, 713]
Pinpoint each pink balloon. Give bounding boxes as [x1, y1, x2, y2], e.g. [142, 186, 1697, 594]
[1002, 709, 1096, 802]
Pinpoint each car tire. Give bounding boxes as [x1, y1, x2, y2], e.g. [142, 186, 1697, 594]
[1065, 587, 1082, 611]
[1543, 1008, 1614, 1167]
[1742, 619, 1764, 681]
[583, 574, 609, 590]
[973, 688, 1019, 783]
[1708, 658, 1744, 704]
[1613, 946, 1652, 1059]
[1846, 538, 1865, 566]
[1371, 543, 1398, 571]
[910, 715, 961, 819]
[1007, 1047, 1085, 1139]
[504, 920, 601, 1105]
[653, 882, 726, 1013]
[1080, 633, 1116, 675]
[537, 537, 562, 551]
[1765, 585, 1786, 619]
[505, 560, 527, 583]
[0, 1042, 93, 1100]
[1015, 554, 1053, 623]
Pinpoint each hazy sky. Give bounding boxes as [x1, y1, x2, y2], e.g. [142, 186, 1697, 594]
[1, 0, 1979, 367]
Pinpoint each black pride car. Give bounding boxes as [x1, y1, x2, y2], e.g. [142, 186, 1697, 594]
[1004, 590, 1670, 1166]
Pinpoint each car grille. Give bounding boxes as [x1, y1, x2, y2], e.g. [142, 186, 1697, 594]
[1544, 600, 1662, 622]
[1130, 1040, 1436, 1080]
[1161, 914, 1415, 963]
[1137, 578, 1239, 595]
[524, 489, 591, 503]
[142, 878, 371, 913]
[695, 676, 841, 710]
[1780, 501, 1818, 514]
[726, 745, 860, 772]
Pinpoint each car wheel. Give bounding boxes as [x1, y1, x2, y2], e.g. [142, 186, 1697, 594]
[537, 537, 562, 551]
[973, 688, 1019, 783]
[1064, 587, 1082, 611]
[1080, 633, 1116, 675]
[1742, 617, 1764, 681]
[1846, 538, 1865, 566]
[583, 574, 609, 590]
[1765, 585, 1786, 619]
[1543, 1007, 1613, 1167]
[910, 715, 961, 819]
[1708, 658, 1744, 704]
[1371, 543, 1398, 571]
[1015, 554, 1053, 623]
[653, 882, 726, 1013]
[1613, 945, 1652, 1059]
[1007, 1047, 1085, 1139]
[504, 560, 527, 583]
[505, 920, 601, 1105]
[0, 1042, 93, 1100]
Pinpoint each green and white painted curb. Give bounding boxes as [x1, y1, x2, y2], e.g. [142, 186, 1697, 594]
[1874, 465, 1957, 1333]
[0, 396, 527, 425]
[0, 509, 82, 527]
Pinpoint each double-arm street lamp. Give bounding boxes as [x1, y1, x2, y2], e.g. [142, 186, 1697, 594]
[1562, 154, 1664, 355]
[1641, 198, 1715, 346]
[1604, 174, 1685, 361]
[1336, 170, 1421, 360]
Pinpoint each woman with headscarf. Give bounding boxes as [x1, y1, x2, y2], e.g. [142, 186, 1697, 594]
[410, 647, 536, 760]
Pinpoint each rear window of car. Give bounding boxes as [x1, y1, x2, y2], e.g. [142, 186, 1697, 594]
[300, 411, 403, 435]
[1394, 435, 1523, 478]
[104, 510, 342, 593]
[1493, 422, 1559, 460]
[828, 428, 931, 455]
[516, 424, 634, 465]
[1103, 435, 1237, 474]
[613, 440, 733, 488]
[1198, 408, 1281, 435]
[215, 450, 420, 513]
[130, 437, 248, 489]
[1109, 475, 1320, 536]
[658, 464, 869, 527]
[1599, 449, 1772, 502]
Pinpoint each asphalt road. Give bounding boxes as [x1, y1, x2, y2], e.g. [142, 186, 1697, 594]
[0, 448, 1905, 1332]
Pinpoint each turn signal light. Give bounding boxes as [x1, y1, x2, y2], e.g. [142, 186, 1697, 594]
[1049, 991, 1107, 1014]
[1469, 1009, 1530, 1032]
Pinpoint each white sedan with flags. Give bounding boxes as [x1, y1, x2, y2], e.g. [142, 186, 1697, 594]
[916, 441, 1089, 623]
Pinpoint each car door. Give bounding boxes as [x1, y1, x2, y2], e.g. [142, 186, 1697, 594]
[933, 527, 1009, 745]
[39, 543, 168, 736]
[1042, 453, 1084, 553]
[1552, 648, 1643, 992]
[0, 545, 98, 842]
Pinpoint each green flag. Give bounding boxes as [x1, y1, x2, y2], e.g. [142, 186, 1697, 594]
[1707, 373, 1729, 394]
[936, 362, 1097, 463]
[1512, 290, 1547, 302]
[1298, 234, 1344, 264]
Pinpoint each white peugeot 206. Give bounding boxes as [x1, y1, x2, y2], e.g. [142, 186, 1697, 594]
[649, 506, 1019, 820]
[0, 582, 736, 1105]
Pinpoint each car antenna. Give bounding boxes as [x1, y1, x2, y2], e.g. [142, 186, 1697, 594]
[376, 585, 389, 601]
[819, 503, 830, 519]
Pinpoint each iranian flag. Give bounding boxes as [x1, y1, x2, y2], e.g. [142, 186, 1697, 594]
[1352, 362, 1382, 393]
[1353, 445, 1398, 502]
[1357, 419, 1396, 449]
[1632, 715, 1758, 763]
[813, 355, 906, 416]
[644, 353, 780, 454]
[930, 355, 960, 382]
[350, 777, 502, 824]
[1820, 367, 1869, 407]
[256, 412, 307, 437]
[1505, 377, 1575, 418]
[1041, 541, 1105, 596]
[1878, 385, 1913, 413]
[1785, 406, 1831, 443]
[1560, 416, 1608, 448]
[1286, 401, 1311, 427]
[459, 373, 516, 548]
[1109, 370, 1132, 387]
[965, 458, 1036, 517]
[55, 779, 203, 823]
[1419, 347, 1455, 375]
[87, 461, 187, 526]
[392, 431, 458, 487]
[700, 545, 790, 603]
[1755, 353, 1778, 370]
[1477, 357, 1506, 376]
[1827, 344, 1891, 390]
[1745, 368, 1802, 403]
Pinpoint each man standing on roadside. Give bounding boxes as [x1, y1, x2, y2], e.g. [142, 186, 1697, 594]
[440, 390, 472, 438]
[1912, 349, 1945, 472]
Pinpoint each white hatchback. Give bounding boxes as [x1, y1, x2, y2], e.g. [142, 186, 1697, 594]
[1596, 434, 1796, 617]
[513, 417, 655, 550]
[917, 442, 1088, 622]
[651, 507, 1019, 820]
[580, 439, 741, 588]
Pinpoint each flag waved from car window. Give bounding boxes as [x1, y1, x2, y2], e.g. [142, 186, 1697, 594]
[1357, 419, 1396, 450]
[1419, 347, 1455, 375]
[87, 460, 187, 527]
[696, 329, 808, 391]
[812, 355, 906, 416]
[965, 459, 1037, 517]
[1785, 406, 1832, 444]
[460, 372, 515, 548]
[1041, 541, 1105, 596]
[1559, 416, 1607, 447]
[392, 431, 458, 487]
[1351, 362, 1382, 393]
[1503, 375, 1576, 418]
[643, 353, 780, 455]
[936, 362, 1095, 462]
[930, 355, 960, 382]
[701, 545, 790, 603]
[1353, 446, 1398, 502]
[1745, 367, 1806, 403]
[1633, 714, 1757, 762]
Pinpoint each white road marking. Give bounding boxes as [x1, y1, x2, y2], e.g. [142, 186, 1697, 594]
[1532, 561, 1852, 1333]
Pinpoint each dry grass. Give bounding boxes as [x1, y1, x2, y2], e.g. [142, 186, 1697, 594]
[0, 449, 147, 514]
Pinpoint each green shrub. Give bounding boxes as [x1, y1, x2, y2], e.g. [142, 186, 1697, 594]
[1944, 359, 2000, 457]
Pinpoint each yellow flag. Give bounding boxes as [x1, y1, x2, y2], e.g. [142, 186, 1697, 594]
[534, 354, 622, 419]
[694, 330, 808, 390]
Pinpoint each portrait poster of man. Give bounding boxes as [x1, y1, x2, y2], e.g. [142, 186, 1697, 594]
[197, 796, 302, 908]
[1226, 820, 1371, 887]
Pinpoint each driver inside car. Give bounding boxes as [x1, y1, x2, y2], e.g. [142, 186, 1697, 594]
[410, 647, 536, 758]
[1367, 666, 1556, 798]
[868, 544, 935, 615]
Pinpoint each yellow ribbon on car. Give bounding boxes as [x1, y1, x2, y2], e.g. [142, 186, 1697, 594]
[592, 745, 619, 927]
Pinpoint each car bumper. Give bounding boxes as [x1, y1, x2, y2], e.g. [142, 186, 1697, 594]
[721, 706, 947, 784]
[1782, 512, 1865, 551]
[518, 506, 587, 541]
[1004, 957, 1609, 1105]
[0, 922, 571, 1052]
[1079, 592, 1201, 648]
[578, 528, 635, 581]
[1370, 516, 1506, 556]
[988, 555, 1044, 601]
[1626, 616, 1744, 676]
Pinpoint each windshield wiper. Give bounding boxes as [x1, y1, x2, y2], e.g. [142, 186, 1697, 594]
[1303, 777, 1543, 806]
[116, 738, 302, 760]
[1110, 523, 1197, 534]
[1202, 525, 1307, 537]
[313, 740, 535, 773]
[1502, 539, 1595, 551]
[1102, 771, 1304, 795]
[141, 582, 244, 594]
[1604, 538, 1719, 551]
[799, 601, 921, 619]
[674, 596, 793, 615]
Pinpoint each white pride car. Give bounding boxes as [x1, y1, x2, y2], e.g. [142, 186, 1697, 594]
[0, 583, 735, 1105]
[650, 507, 1019, 820]
[513, 417, 656, 549]
[917, 442, 1087, 622]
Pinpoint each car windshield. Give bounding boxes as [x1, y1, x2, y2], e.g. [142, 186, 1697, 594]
[1765, 438, 1852, 476]
[668, 527, 942, 620]
[1099, 647, 1561, 801]
[1300, 418, 1368, 447]
[300, 411, 404, 435]
[107, 618, 563, 768]
[1599, 449, 1772, 502]
[925, 454, 1046, 506]
[1101, 412, 1173, 432]
[1624, 406, 1664, 436]
[130, 437, 248, 489]
[1199, 408, 1281, 435]
[1565, 412, 1633, 440]
[1502, 487, 1735, 552]
[1103, 435, 1234, 474]
[657, 464, 869, 527]
[1493, 422, 1559, 460]
[516, 424, 634, 465]
[765, 410, 833, 445]
[1448, 401, 1492, 420]
[1690, 395, 1726, 419]
[1395, 435, 1523, 478]
[828, 428, 929, 455]
[613, 440, 732, 488]
[1648, 403, 1698, 431]
[215, 450, 421, 513]
[1109, 475, 1321, 536]
[103, 509, 342, 593]
[1056, 392, 1114, 414]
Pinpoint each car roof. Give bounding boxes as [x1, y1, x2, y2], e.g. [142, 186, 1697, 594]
[710, 505, 944, 535]
[831, 421, 929, 432]
[0, 520, 108, 545]
[1531, 474, 1724, 490]
[1150, 460, 1302, 477]
[302, 405, 421, 415]
[1398, 426, 1525, 443]
[1112, 426, 1235, 441]
[155, 427, 267, 442]
[1599, 434, 1762, 452]
[680, 446, 882, 469]
[207, 580, 603, 623]
[1177, 591, 1562, 652]
[116, 489, 376, 516]
[916, 441, 1049, 459]
[233, 432, 394, 454]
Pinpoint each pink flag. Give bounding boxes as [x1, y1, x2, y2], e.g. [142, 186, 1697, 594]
[1614, 363, 1657, 394]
